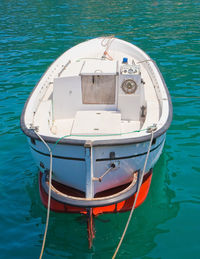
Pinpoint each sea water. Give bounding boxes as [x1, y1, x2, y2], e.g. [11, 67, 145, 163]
[0, 1, 199, 258]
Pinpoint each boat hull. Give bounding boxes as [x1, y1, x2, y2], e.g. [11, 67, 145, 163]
[39, 170, 153, 216]
[29, 133, 165, 196]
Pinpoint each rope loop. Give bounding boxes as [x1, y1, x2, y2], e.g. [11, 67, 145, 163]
[101, 35, 115, 60]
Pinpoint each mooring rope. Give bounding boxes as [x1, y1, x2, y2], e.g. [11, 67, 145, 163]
[31, 124, 155, 258]
[101, 35, 115, 60]
[112, 130, 155, 259]
[32, 129, 53, 259]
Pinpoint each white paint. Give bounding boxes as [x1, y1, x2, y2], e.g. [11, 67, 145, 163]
[24, 37, 171, 197]
[72, 110, 121, 135]
[53, 76, 82, 119]
[80, 59, 117, 75]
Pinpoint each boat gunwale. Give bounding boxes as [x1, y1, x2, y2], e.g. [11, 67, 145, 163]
[20, 38, 173, 147]
[29, 136, 164, 161]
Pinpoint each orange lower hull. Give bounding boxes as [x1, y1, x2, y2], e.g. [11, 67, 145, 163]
[39, 171, 152, 216]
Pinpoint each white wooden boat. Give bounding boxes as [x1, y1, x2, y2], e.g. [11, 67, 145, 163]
[21, 37, 172, 211]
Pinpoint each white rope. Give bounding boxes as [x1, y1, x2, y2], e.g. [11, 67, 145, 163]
[101, 36, 115, 60]
[112, 131, 154, 259]
[33, 130, 53, 259]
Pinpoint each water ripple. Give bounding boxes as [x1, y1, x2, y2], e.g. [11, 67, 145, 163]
[0, 0, 200, 258]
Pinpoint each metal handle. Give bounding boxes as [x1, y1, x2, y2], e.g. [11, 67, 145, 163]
[93, 163, 116, 182]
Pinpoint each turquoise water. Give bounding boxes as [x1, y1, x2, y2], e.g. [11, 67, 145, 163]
[0, 1, 200, 258]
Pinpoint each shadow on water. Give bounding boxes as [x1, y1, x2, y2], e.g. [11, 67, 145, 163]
[26, 149, 179, 258]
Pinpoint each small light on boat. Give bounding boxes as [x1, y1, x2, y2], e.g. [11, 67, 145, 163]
[122, 57, 128, 63]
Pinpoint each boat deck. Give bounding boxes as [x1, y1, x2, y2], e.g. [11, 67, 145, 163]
[33, 51, 160, 140]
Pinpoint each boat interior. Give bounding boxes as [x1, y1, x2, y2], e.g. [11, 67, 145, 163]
[33, 47, 161, 139]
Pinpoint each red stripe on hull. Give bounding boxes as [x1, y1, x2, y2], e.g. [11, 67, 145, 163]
[39, 171, 152, 216]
